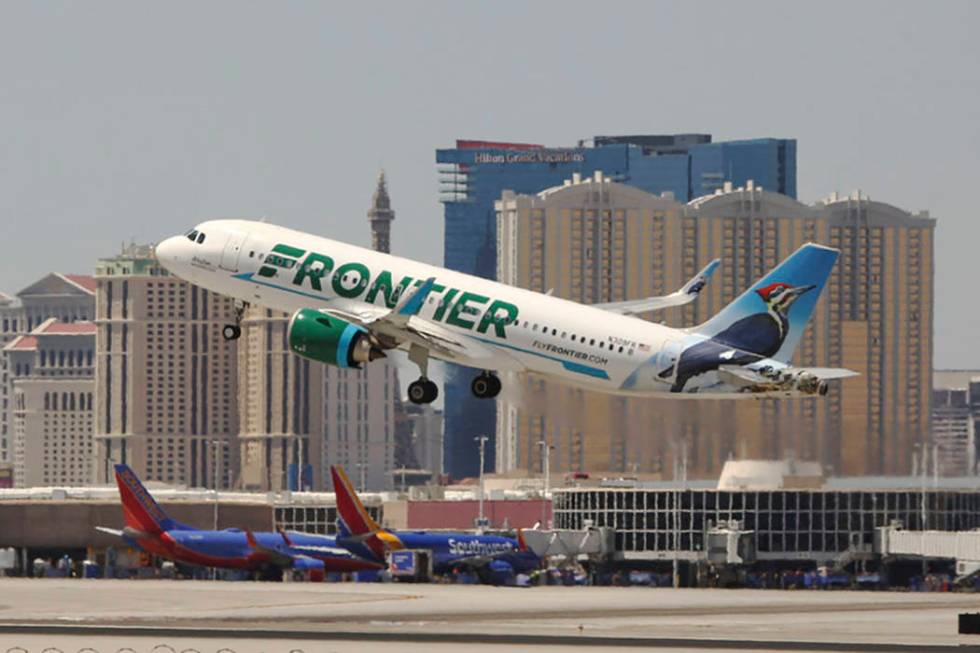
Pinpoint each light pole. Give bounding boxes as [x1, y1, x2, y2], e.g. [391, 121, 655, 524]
[209, 438, 227, 581]
[538, 439, 553, 528]
[209, 438, 228, 531]
[297, 436, 306, 492]
[538, 440, 552, 497]
[475, 435, 488, 529]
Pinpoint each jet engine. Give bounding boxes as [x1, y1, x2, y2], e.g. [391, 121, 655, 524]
[287, 309, 385, 368]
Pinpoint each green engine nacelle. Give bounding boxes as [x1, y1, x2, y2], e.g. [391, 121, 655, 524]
[287, 309, 384, 368]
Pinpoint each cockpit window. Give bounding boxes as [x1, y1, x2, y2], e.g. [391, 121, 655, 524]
[197, 232, 205, 244]
[187, 230, 198, 241]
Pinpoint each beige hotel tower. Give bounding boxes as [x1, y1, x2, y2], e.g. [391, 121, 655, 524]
[94, 244, 240, 487]
[496, 173, 934, 478]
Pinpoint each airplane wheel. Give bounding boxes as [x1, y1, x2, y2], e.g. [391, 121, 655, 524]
[408, 378, 438, 404]
[471, 373, 501, 399]
[222, 324, 242, 341]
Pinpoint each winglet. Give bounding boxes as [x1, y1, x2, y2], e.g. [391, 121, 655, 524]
[395, 277, 437, 317]
[681, 258, 721, 296]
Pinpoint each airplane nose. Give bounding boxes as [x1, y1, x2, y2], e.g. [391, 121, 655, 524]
[155, 236, 184, 273]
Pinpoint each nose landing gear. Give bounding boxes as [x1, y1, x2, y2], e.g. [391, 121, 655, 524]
[222, 301, 249, 341]
[471, 372, 501, 399]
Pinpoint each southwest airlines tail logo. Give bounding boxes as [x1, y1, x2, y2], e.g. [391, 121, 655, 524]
[117, 466, 168, 526]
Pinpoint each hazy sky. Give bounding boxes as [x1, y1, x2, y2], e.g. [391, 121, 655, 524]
[0, 1, 977, 366]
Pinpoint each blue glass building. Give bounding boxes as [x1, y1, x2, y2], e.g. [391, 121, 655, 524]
[436, 135, 796, 479]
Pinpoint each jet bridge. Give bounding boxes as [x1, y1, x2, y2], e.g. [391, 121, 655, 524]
[521, 526, 615, 561]
[876, 525, 980, 578]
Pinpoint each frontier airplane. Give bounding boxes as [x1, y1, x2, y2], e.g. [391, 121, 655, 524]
[155, 220, 855, 404]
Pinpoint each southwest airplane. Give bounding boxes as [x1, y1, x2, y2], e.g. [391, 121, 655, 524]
[154, 219, 854, 404]
[330, 465, 540, 582]
[97, 464, 382, 576]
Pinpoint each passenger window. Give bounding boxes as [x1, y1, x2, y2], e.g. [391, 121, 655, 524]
[551, 328, 557, 336]
[533, 324, 538, 331]
[561, 332, 566, 338]
[618, 346, 624, 353]
[599, 342, 605, 349]
[249, 251, 255, 258]
[590, 338, 595, 346]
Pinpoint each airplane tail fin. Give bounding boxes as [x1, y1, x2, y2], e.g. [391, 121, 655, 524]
[695, 243, 839, 363]
[113, 464, 179, 534]
[330, 465, 382, 535]
[331, 466, 390, 562]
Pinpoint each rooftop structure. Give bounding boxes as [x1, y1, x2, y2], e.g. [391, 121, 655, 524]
[367, 169, 395, 254]
[0, 273, 95, 467]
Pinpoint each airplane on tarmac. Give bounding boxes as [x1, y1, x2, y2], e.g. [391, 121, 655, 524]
[154, 220, 855, 404]
[97, 464, 382, 577]
[330, 465, 540, 582]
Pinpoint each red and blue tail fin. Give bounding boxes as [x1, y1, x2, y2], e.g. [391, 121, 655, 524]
[330, 465, 382, 535]
[114, 464, 181, 534]
[330, 465, 391, 562]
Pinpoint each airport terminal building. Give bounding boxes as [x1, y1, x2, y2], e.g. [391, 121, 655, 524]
[554, 483, 980, 565]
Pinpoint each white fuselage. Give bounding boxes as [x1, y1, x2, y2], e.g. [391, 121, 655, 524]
[155, 219, 752, 396]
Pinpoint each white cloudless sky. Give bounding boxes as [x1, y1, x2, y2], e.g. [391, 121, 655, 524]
[0, 1, 976, 366]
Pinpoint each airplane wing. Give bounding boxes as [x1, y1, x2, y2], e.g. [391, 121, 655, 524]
[593, 259, 720, 316]
[244, 530, 325, 571]
[318, 278, 524, 371]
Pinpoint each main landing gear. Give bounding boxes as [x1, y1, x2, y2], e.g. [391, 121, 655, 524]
[222, 301, 249, 341]
[408, 378, 439, 405]
[471, 372, 501, 399]
[407, 344, 439, 405]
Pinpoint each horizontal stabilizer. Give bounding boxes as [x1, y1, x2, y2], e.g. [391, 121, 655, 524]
[95, 526, 125, 538]
[718, 364, 857, 396]
[798, 367, 859, 380]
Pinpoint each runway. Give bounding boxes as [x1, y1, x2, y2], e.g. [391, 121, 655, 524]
[1, 579, 979, 652]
